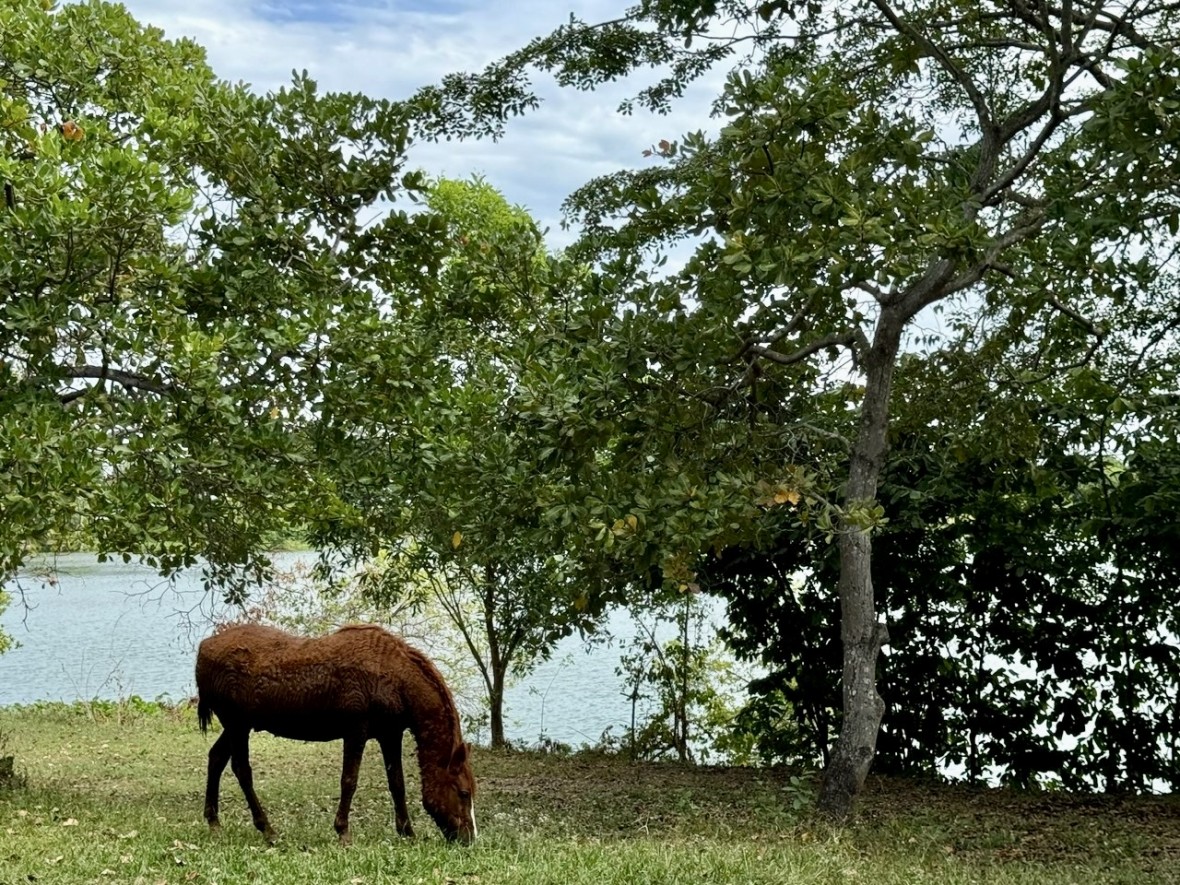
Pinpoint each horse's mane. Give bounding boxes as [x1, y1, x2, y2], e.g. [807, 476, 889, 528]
[337, 625, 461, 743]
[402, 642, 462, 742]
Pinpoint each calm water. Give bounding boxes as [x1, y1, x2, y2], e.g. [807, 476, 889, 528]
[0, 553, 656, 749]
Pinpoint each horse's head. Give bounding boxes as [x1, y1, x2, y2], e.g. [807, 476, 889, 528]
[424, 741, 477, 845]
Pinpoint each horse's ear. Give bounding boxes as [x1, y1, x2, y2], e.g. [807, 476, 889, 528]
[451, 741, 469, 768]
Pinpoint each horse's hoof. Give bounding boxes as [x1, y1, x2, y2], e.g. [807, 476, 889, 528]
[207, 821, 221, 836]
[337, 831, 352, 847]
[263, 828, 278, 845]
[397, 823, 415, 839]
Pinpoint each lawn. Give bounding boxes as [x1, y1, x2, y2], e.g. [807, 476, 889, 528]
[0, 701, 1176, 884]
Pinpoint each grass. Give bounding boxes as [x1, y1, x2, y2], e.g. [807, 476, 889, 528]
[0, 702, 1176, 884]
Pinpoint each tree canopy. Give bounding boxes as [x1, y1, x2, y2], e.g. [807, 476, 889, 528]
[309, 175, 606, 747]
[420, 0, 1180, 814]
[0, 0, 438, 595]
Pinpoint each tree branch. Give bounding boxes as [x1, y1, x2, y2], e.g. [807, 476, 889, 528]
[750, 329, 865, 366]
[55, 365, 174, 400]
[736, 301, 811, 361]
[872, 0, 995, 134]
[980, 111, 1067, 205]
[1048, 294, 1106, 338]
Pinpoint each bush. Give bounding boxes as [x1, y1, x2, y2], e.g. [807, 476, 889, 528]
[0, 589, 16, 656]
[0, 727, 26, 793]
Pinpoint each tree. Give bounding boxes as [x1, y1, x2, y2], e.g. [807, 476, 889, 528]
[417, 0, 1180, 816]
[1, 0, 435, 597]
[310, 177, 602, 749]
[617, 589, 748, 764]
[712, 343, 1180, 791]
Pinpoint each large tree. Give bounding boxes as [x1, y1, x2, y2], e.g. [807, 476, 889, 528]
[310, 177, 603, 748]
[713, 341, 1180, 792]
[418, 0, 1180, 815]
[1, 0, 435, 597]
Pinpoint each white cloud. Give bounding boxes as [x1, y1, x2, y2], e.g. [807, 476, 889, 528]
[112, 0, 724, 247]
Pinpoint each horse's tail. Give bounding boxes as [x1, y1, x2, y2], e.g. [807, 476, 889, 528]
[197, 694, 213, 735]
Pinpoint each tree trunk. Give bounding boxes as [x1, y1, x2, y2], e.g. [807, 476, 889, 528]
[483, 564, 508, 749]
[676, 597, 691, 763]
[815, 307, 905, 819]
[489, 669, 506, 749]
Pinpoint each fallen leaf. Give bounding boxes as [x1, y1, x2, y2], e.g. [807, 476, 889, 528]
[62, 818, 78, 826]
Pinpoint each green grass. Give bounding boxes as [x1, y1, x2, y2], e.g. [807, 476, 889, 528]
[1, 702, 1176, 884]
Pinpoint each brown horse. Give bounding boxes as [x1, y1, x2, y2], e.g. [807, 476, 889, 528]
[195, 623, 477, 845]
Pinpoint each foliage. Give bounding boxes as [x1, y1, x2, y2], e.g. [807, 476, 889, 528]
[713, 347, 1180, 791]
[616, 592, 750, 764]
[410, 0, 1180, 813]
[309, 177, 604, 748]
[0, 589, 13, 656]
[0, 0, 436, 597]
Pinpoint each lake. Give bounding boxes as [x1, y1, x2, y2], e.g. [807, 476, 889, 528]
[0, 553, 720, 750]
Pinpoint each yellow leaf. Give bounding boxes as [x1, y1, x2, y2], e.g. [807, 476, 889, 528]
[451, 531, 462, 549]
[625, 514, 638, 531]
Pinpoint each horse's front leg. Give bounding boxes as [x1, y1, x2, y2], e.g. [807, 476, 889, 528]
[335, 734, 366, 846]
[204, 729, 233, 831]
[229, 730, 276, 843]
[378, 732, 414, 838]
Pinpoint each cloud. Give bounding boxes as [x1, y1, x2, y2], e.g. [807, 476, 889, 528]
[113, 0, 722, 246]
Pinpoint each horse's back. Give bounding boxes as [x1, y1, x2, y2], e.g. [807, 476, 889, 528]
[195, 623, 411, 737]
[197, 623, 402, 668]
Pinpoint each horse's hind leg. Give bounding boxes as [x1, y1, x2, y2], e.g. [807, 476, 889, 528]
[378, 733, 414, 838]
[204, 730, 232, 831]
[229, 730, 276, 843]
[334, 735, 366, 846]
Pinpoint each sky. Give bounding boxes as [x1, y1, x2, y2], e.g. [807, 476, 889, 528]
[113, 0, 724, 248]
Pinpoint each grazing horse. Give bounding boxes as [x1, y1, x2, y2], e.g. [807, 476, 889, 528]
[195, 623, 477, 845]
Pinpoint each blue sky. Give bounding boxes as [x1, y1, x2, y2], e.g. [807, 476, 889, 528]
[112, 0, 722, 248]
